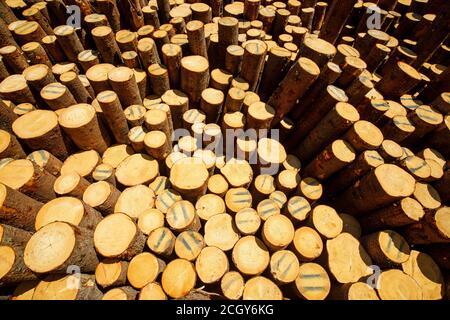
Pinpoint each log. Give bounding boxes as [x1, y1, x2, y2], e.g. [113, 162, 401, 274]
[40, 82, 77, 110]
[324, 233, 373, 284]
[0, 74, 35, 104]
[0, 16, 17, 48]
[41, 34, 66, 63]
[376, 62, 422, 99]
[54, 25, 84, 62]
[361, 230, 410, 268]
[284, 195, 311, 223]
[170, 157, 208, 202]
[302, 139, 356, 181]
[102, 286, 138, 300]
[35, 196, 101, 231]
[290, 226, 323, 263]
[377, 269, 423, 300]
[9, 280, 39, 300]
[397, 156, 431, 181]
[292, 85, 349, 142]
[333, 164, 416, 214]
[116, 185, 155, 224]
[413, 182, 442, 211]
[115, 30, 138, 52]
[207, 174, 229, 197]
[94, 213, 145, 260]
[297, 177, 323, 204]
[269, 250, 299, 285]
[403, 105, 443, 145]
[261, 214, 294, 251]
[195, 246, 228, 284]
[380, 115, 416, 143]
[0, 130, 25, 159]
[249, 174, 275, 204]
[378, 140, 404, 162]
[58, 103, 111, 154]
[240, 40, 267, 91]
[161, 90, 189, 130]
[221, 158, 253, 189]
[195, 193, 225, 222]
[204, 213, 239, 251]
[96, 90, 129, 144]
[335, 57, 367, 89]
[0, 99, 16, 132]
[234, 207, 260, 236]
[12, 21, 46, 46]
[225, 45, 244, 75]
[127, 252, 165, 289]
[243, 276, 283, 300]
[124, 104, 146, 127]
[232, 235, 269, 276]
[294, 262, 331, 300]
[0, 223, 31, 248]
[108, 66, 142, 107]
[0, 245, 37, 286]
[26, 150, 61, 179]
[147, 226, 176, 257]
[166, 200, 201, 232]
[161, 43, 181, 88]
[161, 259, 196, 299]
[180, 55, 210, 105]
[343, 120, 384, 153]
[82, 181, 120, 216]
[138, 282, 167, 300]
[24, 221, 98, 273]
[21, 41, 51, 67]
[268, 57, 320, 123]
[95, 259, 128, 289]
[0, 159, 56, 202]
[53, 172, 91, 199]
[60, 71, 92, 104]
[174, 231, 205, 261]
[137, 208, 165, 235]
[258, 46, 291, 100]
[186, 20, 207, 58]
[221, 271, 244, 300]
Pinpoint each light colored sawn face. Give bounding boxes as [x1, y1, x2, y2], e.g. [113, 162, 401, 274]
[24, 222, 76, 273]
[94, 214, 137, 257]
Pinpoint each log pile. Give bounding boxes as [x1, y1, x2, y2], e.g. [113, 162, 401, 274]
[0, 0, 449, 300]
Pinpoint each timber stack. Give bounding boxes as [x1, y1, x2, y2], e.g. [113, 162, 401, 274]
[0, 0, 449, 301]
